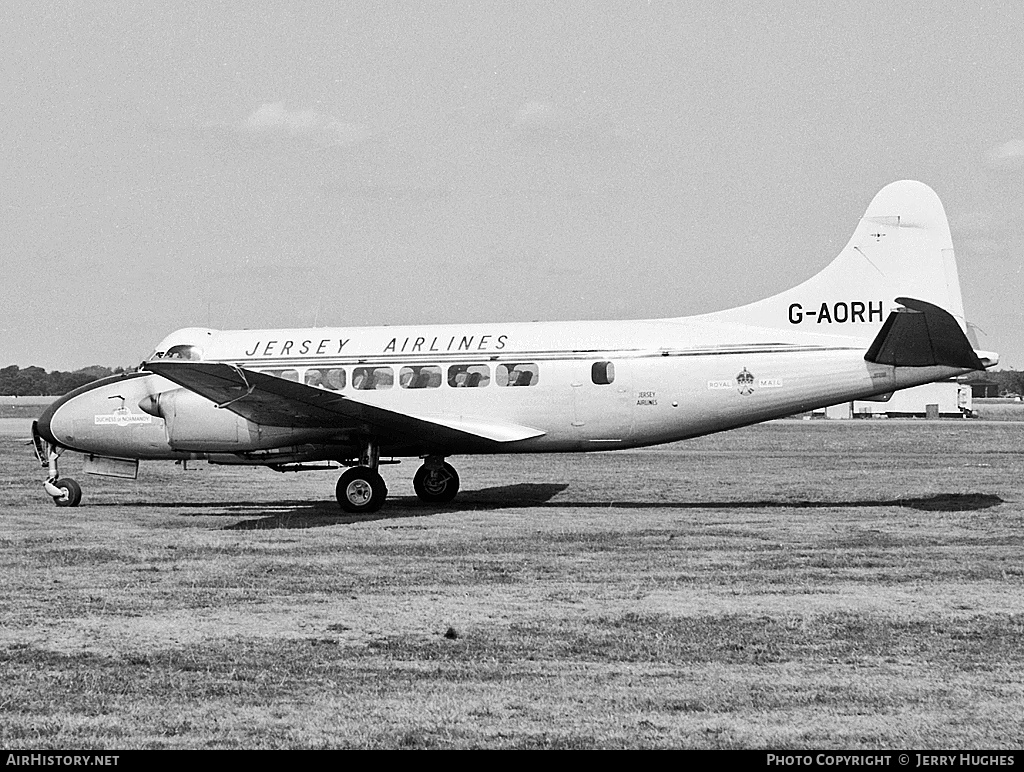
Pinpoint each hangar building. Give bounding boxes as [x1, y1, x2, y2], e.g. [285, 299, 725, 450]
[820, 380, 970, 419]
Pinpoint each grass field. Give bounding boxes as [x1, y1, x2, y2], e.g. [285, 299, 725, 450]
[1, 420, 1023, 749]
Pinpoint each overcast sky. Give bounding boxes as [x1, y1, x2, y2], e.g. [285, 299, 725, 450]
[3, 1, 1023, 370]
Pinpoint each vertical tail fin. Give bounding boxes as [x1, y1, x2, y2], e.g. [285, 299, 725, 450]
[696, 181, 969, 338]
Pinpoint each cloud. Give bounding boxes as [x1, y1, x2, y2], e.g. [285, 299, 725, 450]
[985, 139, 1024, 173]
[513, 101, 569, 132]
[238, 102, 371, 148]
[509, 100, 626, 148]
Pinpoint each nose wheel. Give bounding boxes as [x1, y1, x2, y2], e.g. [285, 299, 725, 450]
[33, 422, 83, 508]
[50, 478, 83, 507]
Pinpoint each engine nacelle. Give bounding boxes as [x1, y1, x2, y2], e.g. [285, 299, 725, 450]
[141, 388, 320, 452]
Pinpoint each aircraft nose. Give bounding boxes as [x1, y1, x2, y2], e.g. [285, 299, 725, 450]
[36, 387, 86, 450]
[35, 401, 58, 446]
[34, 372, 170, 457]
[35, 374, 131, 452]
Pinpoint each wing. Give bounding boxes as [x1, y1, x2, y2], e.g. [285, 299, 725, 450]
[143, 360, 545, 446]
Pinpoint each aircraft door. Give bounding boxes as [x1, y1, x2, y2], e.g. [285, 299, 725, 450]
[570, 360, 634, 444]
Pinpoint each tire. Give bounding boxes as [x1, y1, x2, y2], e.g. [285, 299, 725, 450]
[52, 478, 83, 508]
[413, 462, 460, 503]
[336, 467, 387, 513]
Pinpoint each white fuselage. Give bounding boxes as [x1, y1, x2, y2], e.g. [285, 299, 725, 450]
[41, 312, 971, 465]
[97, 316, 964, 459]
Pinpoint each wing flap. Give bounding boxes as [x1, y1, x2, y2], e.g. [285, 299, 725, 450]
[417, 414, 545, 443]
[143, 361, 545, 446]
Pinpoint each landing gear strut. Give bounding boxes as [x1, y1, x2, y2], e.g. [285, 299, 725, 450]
[333, 445, 462, 512]
[336, 438, 388, 513]
[413, 456, 460, 503]
[32, 422, 82, 508]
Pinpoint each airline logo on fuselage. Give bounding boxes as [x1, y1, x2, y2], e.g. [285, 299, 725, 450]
[788, 301, 883, 325]
[242, 333, 510, 358]
[383, 334, 509, 354]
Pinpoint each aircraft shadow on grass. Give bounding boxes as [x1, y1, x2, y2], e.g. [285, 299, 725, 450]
[100, 485, 1005, 530]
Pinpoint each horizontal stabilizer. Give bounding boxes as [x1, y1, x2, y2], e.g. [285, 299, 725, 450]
[864, 297, 984, 369]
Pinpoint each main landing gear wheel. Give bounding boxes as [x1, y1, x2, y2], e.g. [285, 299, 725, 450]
[336, 467, 388, 513]
[51, 478, 82, 508]
[413, 462, 460, 504]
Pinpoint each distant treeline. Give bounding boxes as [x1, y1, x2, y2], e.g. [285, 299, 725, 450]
[0, 365, 127, 396]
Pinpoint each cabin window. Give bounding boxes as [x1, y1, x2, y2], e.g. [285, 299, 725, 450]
[353, 366, 393, 390]
[400, 365, 442, 389]
[496, 363, 539, 387]
[304, 368, 345, 390]
[448, 364, 490, 388]
[592, 361, 615, 385]
[260, 369, 299, 382]
[325, 368, 346, 391]
[164, 344, 203, 361]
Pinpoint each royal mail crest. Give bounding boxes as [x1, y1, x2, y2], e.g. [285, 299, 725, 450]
[736, 368, 755, 396]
